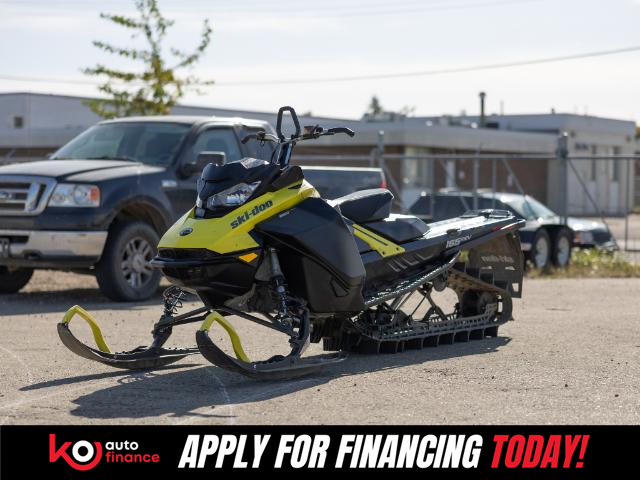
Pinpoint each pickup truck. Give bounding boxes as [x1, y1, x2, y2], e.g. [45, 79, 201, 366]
[0, 115, 274, 301]
[300, 166, 386, 199]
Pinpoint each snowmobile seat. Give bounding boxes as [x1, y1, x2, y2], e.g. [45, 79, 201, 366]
[364, 214, 430, 243]
[330, 188, 393, 223]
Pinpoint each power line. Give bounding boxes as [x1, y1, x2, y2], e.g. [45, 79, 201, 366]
[1, 45, 639, 88]
[2, 0, 541, 19]
[217, 45, 640, 86]
[256, 0, 540, 19]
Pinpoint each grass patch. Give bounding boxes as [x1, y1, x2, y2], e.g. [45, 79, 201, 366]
[527, 249, 640, 278]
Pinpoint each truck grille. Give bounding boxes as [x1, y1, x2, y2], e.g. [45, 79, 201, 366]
[592, 230, 613, 244]
[0, 176, 56, 216]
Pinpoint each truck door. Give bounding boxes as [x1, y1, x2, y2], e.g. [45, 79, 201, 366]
[169, 127, 244, 216]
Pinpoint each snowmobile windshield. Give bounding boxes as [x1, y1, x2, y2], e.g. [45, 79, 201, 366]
[195, 157, 279, 216]
[51, 122, 191, 166]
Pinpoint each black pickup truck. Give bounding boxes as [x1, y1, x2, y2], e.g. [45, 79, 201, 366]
[0, 115, 274, 301]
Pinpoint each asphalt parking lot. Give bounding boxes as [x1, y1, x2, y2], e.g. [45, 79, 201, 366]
[0, 271, 638, 425]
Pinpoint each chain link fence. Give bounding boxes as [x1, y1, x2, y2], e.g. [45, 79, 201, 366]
[293, 133, 640, 262]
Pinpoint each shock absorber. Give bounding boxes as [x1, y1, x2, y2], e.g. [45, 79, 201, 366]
[269, 248, 290, 320]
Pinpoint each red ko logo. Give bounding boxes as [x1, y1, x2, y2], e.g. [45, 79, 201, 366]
[49, 434, 103, 471]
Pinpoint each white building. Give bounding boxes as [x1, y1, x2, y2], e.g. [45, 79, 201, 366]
[0, 92, 636, 215]
[421, 113, 637, 215]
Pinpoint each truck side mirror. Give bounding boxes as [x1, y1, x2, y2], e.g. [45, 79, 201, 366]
[182, 151, 226, 177]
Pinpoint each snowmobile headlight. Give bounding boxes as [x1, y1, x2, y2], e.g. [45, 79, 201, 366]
[204, 181, 260, 208]
[48, 184, 101, 207]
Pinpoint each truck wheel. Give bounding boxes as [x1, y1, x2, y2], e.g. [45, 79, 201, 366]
[530, 229, 551, 270]
[551, 228, 572, 268]
[96, 221, 161, 302]
[0, 267, 33, 294]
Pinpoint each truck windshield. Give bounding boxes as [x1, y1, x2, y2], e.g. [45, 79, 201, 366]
[505, 196, 556, 220]
[51, 122, 191, 166]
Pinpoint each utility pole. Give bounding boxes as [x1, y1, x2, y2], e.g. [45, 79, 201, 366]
[479, 91, 486, 128]
[556, 132, 569, 225]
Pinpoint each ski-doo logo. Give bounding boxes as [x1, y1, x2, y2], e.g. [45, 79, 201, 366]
[230, 200, 273, 229]
[49, 434, 103, 471]
[446, 234, 472, 248]
[481, 254, 515, 264]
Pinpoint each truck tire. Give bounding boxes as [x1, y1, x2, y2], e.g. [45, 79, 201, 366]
[0, 267, 33, 294]
[529, 229, 551, 270]
[551, 228, 572, 268]
[96, 221, 161, 302]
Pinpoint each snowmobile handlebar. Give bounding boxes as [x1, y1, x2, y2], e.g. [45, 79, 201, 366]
[276, 106, 301, 140]
[242, 106, 355, 145]
[241, 126, 355, 145]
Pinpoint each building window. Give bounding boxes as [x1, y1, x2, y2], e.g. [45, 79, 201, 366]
[590, 145, 597, 181]
[13, 116, 24, 129]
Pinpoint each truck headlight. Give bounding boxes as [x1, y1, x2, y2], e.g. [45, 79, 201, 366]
[49, 184, 101, 207]
[574, 231, 593, 244]
[200, 182, 260, 209]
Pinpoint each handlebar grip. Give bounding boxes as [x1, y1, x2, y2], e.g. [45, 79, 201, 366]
[241, 134, 257, 144]
[276, 106, 301, 140]
[328, 127, 355, 137]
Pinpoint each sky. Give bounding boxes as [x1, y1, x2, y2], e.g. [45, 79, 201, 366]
[1, 0, 639, 121]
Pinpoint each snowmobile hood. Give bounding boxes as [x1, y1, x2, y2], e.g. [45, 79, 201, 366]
[158, 179, 318, 255]
[0, 159, 160, 182]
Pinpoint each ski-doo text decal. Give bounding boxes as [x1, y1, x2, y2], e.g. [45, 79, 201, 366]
[231, 200, 274, 229]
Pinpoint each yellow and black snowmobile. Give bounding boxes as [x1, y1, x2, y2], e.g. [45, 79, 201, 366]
[58, 107, 525, 380]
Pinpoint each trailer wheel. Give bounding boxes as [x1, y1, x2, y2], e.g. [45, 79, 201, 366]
[552, 228, 572, 268]
[96, 221, 160, 302]
[0, 267, 33, 294]
[530, 229, 551, 270]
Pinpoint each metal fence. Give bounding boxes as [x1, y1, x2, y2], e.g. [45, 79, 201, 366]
[294, 132, 640, 257]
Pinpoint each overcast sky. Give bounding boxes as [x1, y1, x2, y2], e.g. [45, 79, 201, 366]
[1, 0, 639, 121]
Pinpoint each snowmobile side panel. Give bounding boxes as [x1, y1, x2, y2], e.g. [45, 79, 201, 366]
[256, 197, 366, 313]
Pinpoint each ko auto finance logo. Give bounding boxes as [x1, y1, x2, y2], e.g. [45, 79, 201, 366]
[49, 434, 160, 470]
[49, 434, 103, 471]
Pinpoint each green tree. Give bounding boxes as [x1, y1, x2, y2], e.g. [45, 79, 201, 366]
[83, 0, 213, 118]
[367, 95, 383, 116]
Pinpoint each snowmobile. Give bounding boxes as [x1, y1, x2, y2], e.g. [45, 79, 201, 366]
[58, 106, 525, 380]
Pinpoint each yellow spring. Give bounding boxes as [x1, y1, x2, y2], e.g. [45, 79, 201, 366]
[200, 312, 250, 363]
[61, 305, 111, 353]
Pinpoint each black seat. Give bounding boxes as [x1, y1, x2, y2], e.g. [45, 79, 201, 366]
[364, 214, 430, 243]
[330, 188, 393, 223]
